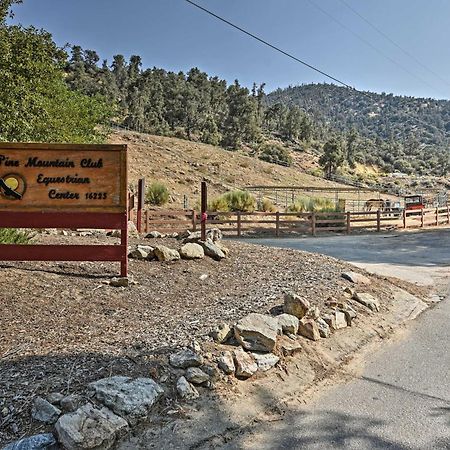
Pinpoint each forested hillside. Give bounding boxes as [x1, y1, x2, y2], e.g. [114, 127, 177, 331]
[267, 83, 450, 175]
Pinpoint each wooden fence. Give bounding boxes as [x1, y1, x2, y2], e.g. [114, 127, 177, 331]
[133, 205, 450, 237]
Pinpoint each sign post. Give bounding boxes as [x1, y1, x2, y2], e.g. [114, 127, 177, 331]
[0, 143, 128, 277]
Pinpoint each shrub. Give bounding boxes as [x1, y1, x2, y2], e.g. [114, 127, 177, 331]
[146, 182, 170, 206]
[0, 229, 30, 244]
[209, 190, 256, 212]
[258, 197, 276, 212]
[258, 143, 292, 167]
[287, 197, 310, 213]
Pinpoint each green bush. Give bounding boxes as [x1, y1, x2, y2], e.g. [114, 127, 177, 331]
[0, 228, 30, 244]
[258, 143, 292, 167]
[209, 190, 256, 212]
[258, 197, 276, 212]
[146, 182, 170, 206]
[287, 197, 342, 213]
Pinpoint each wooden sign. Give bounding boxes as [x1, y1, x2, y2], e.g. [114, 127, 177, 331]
[0, 143, 127, 212]
[0, 143, 129, 277]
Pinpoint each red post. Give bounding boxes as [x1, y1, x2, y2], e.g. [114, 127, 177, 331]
[121, 212, 128, 277]
[201, 181, 207, 241]
[136, 178, 145, 233]
[377, 209, 381, 232]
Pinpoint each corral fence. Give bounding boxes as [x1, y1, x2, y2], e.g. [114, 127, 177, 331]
[131, 205, 450, 237]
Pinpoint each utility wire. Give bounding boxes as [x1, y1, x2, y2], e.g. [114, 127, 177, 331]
[184, 0, 448, 138]
[184, 0, 354, 89]
[338, 0, 450, 90]
[306, 0, 444, 98]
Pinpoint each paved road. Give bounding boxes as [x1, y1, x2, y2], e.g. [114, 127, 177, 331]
[229, 230, 450, 450]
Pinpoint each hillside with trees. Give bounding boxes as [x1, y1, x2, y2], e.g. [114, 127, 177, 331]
[267, 83, 450, 176]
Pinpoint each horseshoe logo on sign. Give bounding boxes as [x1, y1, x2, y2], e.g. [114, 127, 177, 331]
[0, 174, 26, 200]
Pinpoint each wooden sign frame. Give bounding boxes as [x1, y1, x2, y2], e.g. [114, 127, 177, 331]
[0, 143, 129, 277]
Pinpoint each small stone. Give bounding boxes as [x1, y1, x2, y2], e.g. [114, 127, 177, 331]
[145, 230, 163, 238]
[185, 367, 210, 385]
[344, 287, 356, 297]
[234, 313, 279, 352]
[55, 404, 128, 450]
[353, 293, 380, 312]
[169, 349, 203, 368]
[176, 376, 199, 400]
[279, 336, 302, 356]
[60, 394, 83, 413]
[306, 306, 321, 320]
[154, 245, 180, 262]
[209, 323, 233, 343]
[109, 277, 129, 287]
[199, 239, 226, 261]
[298, 318, 320, 341]
[218, 351, 235, 375]
[342, 271, 370, 285]
[3, 433, 57, 450]
[128, 247, 148, 260]
[179, 243, 204, 260]
[47, 392, 64, 405]
[284, 292, 310, 319]
[233, 348, 258, 378]
[215, 240, 230, 256]
[32, 397, 61, 424]
[277, 314, 299, 335]
[251, 353, 280, 372]
[335, 310, 348, 329]
[199, 274, 208, 281]
[316, 318, 330, 338]
[128, 221, 139, 238]
[343, 305, 357, 326]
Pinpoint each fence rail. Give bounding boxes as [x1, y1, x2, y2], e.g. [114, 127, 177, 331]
[132, 204, 450, 237]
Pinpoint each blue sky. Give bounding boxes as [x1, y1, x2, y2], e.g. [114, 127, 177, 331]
[10, 0, 450, 99]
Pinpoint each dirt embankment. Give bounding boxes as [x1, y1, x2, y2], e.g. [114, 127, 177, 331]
[0, 232, 431, 447]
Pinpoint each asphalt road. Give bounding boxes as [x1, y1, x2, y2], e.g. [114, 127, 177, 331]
[229, 230, 450, 450]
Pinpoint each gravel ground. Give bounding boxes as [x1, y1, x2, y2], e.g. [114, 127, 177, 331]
[0, 232, 425, 445]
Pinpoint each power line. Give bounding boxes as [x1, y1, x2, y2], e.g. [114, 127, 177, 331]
[306, 0, 444, 98]
[184, 0, 354, 89]
[184, 0, 448, 139]
[337, 0, 450, 90]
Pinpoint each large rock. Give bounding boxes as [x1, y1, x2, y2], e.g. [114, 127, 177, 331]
[128, 247, 148, 260]
[342, 271, 370, 285]
[55, 404, 128, 450]
[234, 313, 278, 352]
[154, 245, 180, 262]
[60, 394, 83, 413]
[233, 348, 258, 378]
[277, 313, 299, 335]
[279, 336, 302, 356]
[183, 228, 223, 243]
[88, 376, 163, 426]
[251, 353, 280, 372]
[185, 367, 210, 385]
[218, 351, 235, 375]
[298, 318, 320, 341]
[3, 434, 57, 450]
[169, 349, 203, 368]
[353, 293, 380, 312]
[343, 305, 358, 325]
[284, 292, 310, 319]
[209, 322, 233, 343]
[179, 243, 204, 260]
[176, 376, 199, 400]
[31, 397, 61, 424]
[323, 310, 347, 330]
[128, 221, 139, 238]
[214, 240, 230, 257]
[199, 239, 226, 261]
[145, 230, 164, 239]
[316, 317, 330, 338]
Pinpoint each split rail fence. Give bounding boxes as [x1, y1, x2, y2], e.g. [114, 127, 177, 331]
[132, 205, 450, 237]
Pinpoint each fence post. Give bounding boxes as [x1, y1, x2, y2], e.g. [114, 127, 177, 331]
[436, 207, 439, 226]
[136, 178, 145, 233]
[346, 211, 351, 234]
[191, 209, 197, 232]
[145, 210, 149, 234]
[403, 209, 406, 229]
[376, 209, 381, 232]
[237, 211, 242, 237]
[447, 204, 450, 224]
[201, 181, 207, 241]
[275, 211, 280, 237]
[311, 212, 316, 236]
[421, 209, 424, 228]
